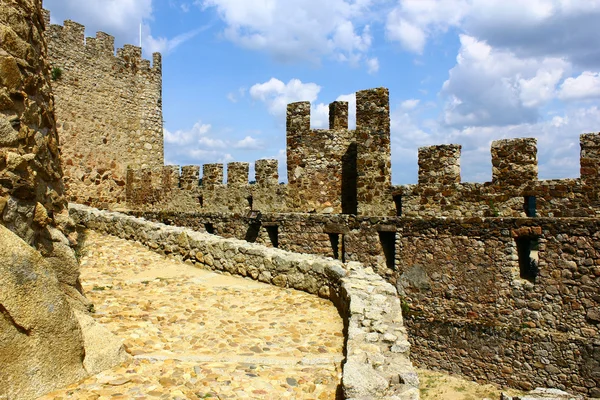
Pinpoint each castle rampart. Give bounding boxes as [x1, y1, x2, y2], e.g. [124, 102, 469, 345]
[43, 10, 163, 208]
[70, 204, 421, 399]
[128, 209, 600, 397]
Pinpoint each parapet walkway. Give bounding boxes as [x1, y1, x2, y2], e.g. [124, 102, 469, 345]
[40, 230, 344, 399]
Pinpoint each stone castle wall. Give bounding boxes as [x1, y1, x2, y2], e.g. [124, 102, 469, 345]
[122, 87, 600, 220]
[0, 2, 126, 398]
[131, 209, 600, 397]
[43, 12, 163, 208]
[395, 135, 600, 218]
[125, 87, 394, 216]
[0, 0, 86, 298]
[70, 204, 421, 399]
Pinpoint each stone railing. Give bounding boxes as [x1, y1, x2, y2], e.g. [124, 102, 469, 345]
[69, 203, 419, 399]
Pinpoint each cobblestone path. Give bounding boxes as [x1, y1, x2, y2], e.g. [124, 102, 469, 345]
[40, 230, 344, 399]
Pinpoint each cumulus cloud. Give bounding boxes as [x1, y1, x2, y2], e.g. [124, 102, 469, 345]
[559, 72, 600, 101]
[164, 121, 212, 145]
[385, 0, 600, 68]
[463, 0, 600, 69]
[385, 0, 469, 53]
[249, 78, 322, 116]
[400, 99, 420, 110]
[199, 0, 376, 67]
[366, 57, 379, 74]
[440, 35, 568, 128]
[235, 136, 262, 150]
[164, 122, 263, 166]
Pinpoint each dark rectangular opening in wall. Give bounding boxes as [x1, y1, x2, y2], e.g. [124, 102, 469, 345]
[198, 195, 203, 207]
[329, 233, 344, 261]
[393, 194, 402, 216]
[378, 231, 396, 270]
[342, 143, 357, 215]
[247, 195, 253, 210]
[204, 222, 214, 234]
[245, 223, 260, 243]
[266, 225, 279, 248]
[516, 236, 539, 283]
[524, 196, 536, 217]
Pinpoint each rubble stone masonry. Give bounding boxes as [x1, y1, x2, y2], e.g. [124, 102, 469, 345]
[44, 11, 163, 208]
[131, 209, 600, 397]
[0, 0, 84, 286]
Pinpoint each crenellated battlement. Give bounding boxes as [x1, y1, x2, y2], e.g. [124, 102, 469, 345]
[126, 159, 287, 212]
[418, 144, 461, 186]
[44, 10, 160, 74]
[396, 133, 600, 217]
[286, 87, 390, 214]
[119, 85, 600, 218]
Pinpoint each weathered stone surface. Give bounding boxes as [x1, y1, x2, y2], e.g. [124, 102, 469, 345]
[69, 204, 420, 399]
[0, 224, 88, 399]
[0, 2, 130, 398]
[502, 387, 584, 400]
[73, 309, 130, 375]
[44, 12, 163, 208]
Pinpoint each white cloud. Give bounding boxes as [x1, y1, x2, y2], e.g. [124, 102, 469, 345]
[386, 12, 426, 54]
[164, 121, 212, 145]
[198, 136, 226, 148]
[249, 78, 321, 116]
[400, 99, 420, 110]
[518, 68, 565, 108]
[559, 72, 600, 101]
[366, 57, 379, 74]
[385, 0, 469, 53]
[200, 0, 376, 67]
[384, 0, 600, 68]
[441, 35, 569, 128]
[143, 26, 205, 54]
[235, 136, 262, 150]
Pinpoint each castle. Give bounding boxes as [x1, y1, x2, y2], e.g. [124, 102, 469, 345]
[38, 12, 600, 399]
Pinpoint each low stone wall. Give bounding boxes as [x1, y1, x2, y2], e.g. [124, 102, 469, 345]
[127, 210, 600, 396]
[69, 203, 420, 399]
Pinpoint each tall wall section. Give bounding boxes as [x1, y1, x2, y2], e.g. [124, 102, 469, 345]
[0, 2, 126, 398]
[43, 11, 163, 208]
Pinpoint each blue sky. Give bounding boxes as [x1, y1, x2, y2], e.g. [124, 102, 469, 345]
[44, 0, 600, 184]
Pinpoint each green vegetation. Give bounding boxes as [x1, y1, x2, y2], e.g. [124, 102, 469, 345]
[51, 66, 62, 81]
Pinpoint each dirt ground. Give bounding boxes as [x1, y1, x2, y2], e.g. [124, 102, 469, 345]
[418, 368, 525, 400]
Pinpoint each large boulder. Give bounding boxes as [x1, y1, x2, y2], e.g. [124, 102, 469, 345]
[0, 224, 88, 399]
[0, 225, 129, 399]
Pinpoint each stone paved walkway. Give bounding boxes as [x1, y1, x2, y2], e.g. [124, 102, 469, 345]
[40, 230, 344, 399]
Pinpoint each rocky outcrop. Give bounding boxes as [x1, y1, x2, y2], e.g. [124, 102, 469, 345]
[0, 0, 84, 302]
[0, 1, 130, 398]
[0, 225, 129, 399]
[0, 224, 85, 398]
